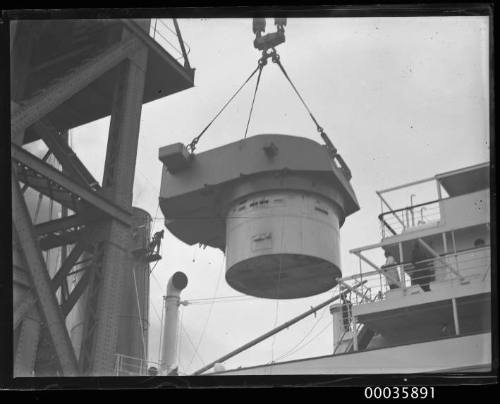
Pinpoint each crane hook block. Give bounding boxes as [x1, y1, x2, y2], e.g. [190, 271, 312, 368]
[252, 18, 286, 51]
[253, 18, 266, 35]
[254, 31, 285, 51]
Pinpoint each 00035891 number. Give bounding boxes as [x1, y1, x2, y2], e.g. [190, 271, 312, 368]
[364, 386, 435, 399]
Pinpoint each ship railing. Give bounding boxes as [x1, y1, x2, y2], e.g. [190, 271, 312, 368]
[379, 199, 442, 238]
[149, 19, 192, 70]
[341, 246, 490, 307]
[375, 173, 446, 239]
[333, 290, 369, 355]
[114, 353, 161, 376]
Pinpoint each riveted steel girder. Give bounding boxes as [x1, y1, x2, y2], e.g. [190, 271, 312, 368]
[11, 36, 142, 140]
[14, 307, 42, 377]
[34, 119, 100, 189]
[12, 143, 132, 226]
[34, 213, 91, 237]
[15, 239, 90, 327]
[80, 26, 150, 375]
[61, 270, 91, 317]
[12, 173, 79, 375]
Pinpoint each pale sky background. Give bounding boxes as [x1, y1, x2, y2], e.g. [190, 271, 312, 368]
[25, 16, 490, 374]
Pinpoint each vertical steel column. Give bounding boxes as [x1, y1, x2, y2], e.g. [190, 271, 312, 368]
[436, 179, 443, 200]
[116, 208, 151, 364]
[352, 316, 358, 351]
[452, 298, 460, 335]
[81, 22, 150, 375]
[10, 21, 18, 52]
[398, 241, 406, 289]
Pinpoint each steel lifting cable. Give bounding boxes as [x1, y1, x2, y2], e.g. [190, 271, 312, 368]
[271, 52, 324, 134]
[187, 47, 351, 177]
[271, 51, 352, 180]
[243, 60, 265, 139]
[188, 63, 262, 153]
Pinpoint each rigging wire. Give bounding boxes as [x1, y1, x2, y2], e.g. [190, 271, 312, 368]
[181, 323, 206, 370]
[149, 258, 161, 275]
[243, 63, 264, 139]
[281, 320, 333, 359]
[153, 203, 161, 223]
[152, 203, 161, 240]
[137, 169, 161, 196]
[185, 294, 254, 302]
[273, 306, 329, 362]
[150, 270, 163, 290]
[150, 297, 162, 323]
[133, 265, 147, 361]
[187, 255, 225, 370]
[184, 297, 254, 306]
[272, 53, 324, 134]
[188, 64, 262, 153]
[147, 203, 163, 276]
[269, 51, 352, 179]
[270, 215, 285, 370]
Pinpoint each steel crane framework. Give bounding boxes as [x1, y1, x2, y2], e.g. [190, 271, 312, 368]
[10, 18, 194, 376]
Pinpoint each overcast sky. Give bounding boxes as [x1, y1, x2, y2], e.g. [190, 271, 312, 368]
[33, 16, 489, 374]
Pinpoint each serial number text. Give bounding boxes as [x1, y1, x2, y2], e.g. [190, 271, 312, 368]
[364, 386, 435, 399]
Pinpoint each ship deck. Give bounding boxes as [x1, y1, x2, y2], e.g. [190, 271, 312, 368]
[214, 332, 491, 375]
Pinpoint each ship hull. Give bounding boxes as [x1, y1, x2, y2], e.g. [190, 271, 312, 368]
[216, 332, 491, 375]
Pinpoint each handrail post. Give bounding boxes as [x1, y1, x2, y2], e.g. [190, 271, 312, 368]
[172, 19, 191, 70]
[417, 238, 464, 281]
[452, 298, 460, 335]
[352, 316, 358, 351]
[377, 191, 406, 230]
[152, 19, 158, 39]
[398, 242, 406, 290]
